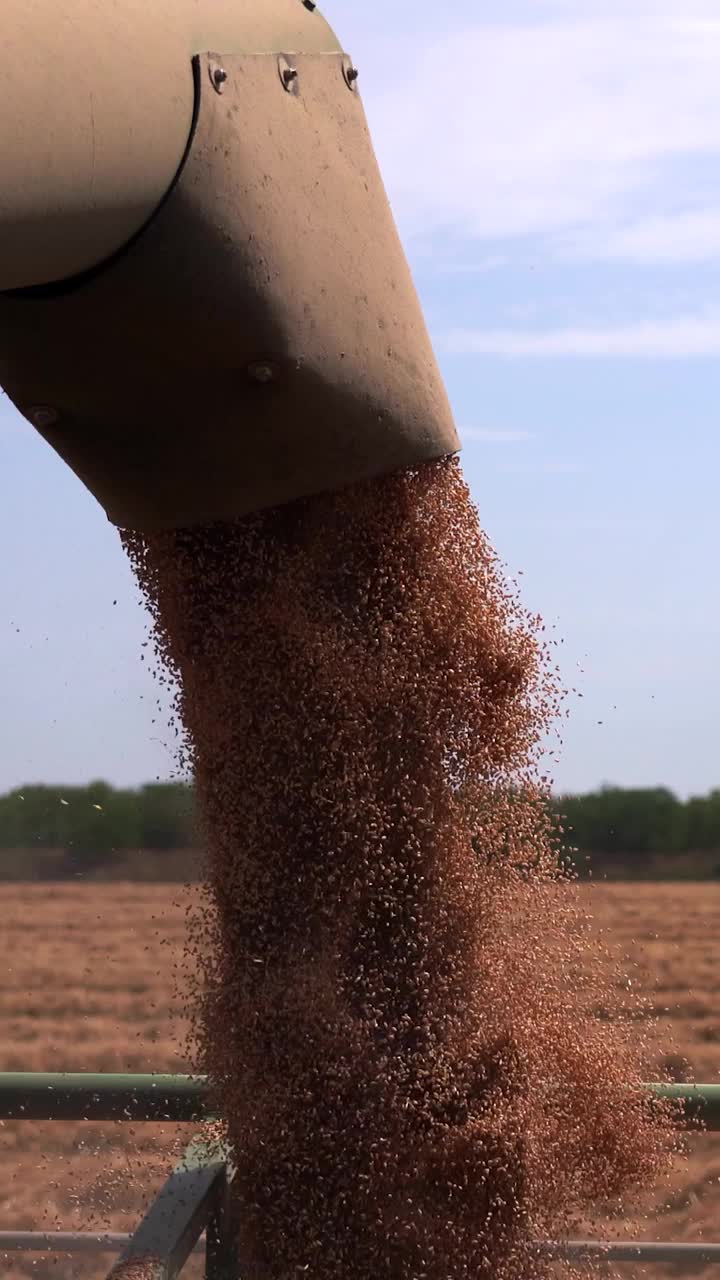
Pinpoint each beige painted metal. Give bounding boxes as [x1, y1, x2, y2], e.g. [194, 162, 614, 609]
[0, 50, 460, 529]
[0, 0, 341, 289]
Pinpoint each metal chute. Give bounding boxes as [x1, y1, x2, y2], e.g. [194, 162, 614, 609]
[0, 2, 459, 530]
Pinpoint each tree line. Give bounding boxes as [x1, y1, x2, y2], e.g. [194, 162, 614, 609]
[1, 780, 720, 877]
[0, 781, 195, 871]
[557, 786, 720, 862]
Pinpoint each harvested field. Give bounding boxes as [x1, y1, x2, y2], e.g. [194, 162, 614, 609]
[0, 880, 717, 1279]
[0, 883, 200, 1280]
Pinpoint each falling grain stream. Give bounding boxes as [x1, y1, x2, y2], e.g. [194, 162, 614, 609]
[125, 457, 677, 1280]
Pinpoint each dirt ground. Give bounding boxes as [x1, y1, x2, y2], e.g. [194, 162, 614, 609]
[0, 881, 717, 1279]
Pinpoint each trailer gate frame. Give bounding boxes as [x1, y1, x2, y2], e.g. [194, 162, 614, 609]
[1, 1075, 719, 1274]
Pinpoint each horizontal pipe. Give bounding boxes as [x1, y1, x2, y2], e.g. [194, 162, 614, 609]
[0, 1075, 718, 1129]
[541, 1240, 720, 1265]
[0, 1073, 210, 1122]
[646, 1082, 720, 1130]
[3, 1232, 720, 1265]
[0, 1232, 205, 1256]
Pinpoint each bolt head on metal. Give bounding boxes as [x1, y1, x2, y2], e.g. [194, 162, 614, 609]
[28, 406, 60, 429]
[342, 57, 359, 91]
[247, 362, 277, 385]
[278, 56, 299, 93]
[210, 65, 228, 93]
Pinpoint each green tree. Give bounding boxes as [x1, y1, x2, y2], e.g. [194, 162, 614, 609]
[559, 786, 687, 861]
[137, 783, 194, 850]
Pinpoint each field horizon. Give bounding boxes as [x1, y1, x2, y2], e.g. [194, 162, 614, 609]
[2, 847, 720, 883]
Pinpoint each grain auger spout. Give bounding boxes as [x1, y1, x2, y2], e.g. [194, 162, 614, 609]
[0, 0, 459, 531]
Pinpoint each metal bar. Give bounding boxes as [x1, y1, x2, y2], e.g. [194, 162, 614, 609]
[4, 1231, 720, 1267]
[542, 1241, 720, 1264]
[205, 1164, 239, 1280]
[1, 1074, 718, 1129]
[0, 1232, 206, 1256]
[646, 1082, 720, 1130]
[106, 1138, 227, 1280]
[0, 1073, 211, 1122]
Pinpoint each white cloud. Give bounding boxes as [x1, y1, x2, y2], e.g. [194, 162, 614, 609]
[460, 428, 534, 442]
[443, 312, 720, 358]
[560, 210, 720, 264]
[343, 4, 720, 260]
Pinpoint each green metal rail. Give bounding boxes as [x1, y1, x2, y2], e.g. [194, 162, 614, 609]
[1, 1072, 718, 1128]
[646, 1081, 720, 1129]
[107, 1138, 237, 1280]
[0, 1073, 719, 1275]
[0, 1071, 210, 1122]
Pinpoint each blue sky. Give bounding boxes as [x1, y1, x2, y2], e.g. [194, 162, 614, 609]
[2, 0, 720, 798]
